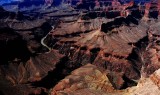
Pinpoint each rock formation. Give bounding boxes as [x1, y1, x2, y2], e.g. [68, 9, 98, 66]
[48, 14, 147, 82]
[50, 64, 160, 95]
[50, 64, 115, 95]
[0, 1, 160, 95]
[0, 6, 64, 95]
[127, 68, 160, 95]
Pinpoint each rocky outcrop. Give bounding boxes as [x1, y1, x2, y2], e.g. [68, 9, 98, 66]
[50, 64, 160, 95]
[0, 48, 65, 95]
[1, 50, 64, 84]
[50, 64, 115, 95]
[136, 20, 160, 76]
[48, 15, 148, 84]
[1, 1, 160, 95]
[127, 68, 160, 95]
[0, 7, 61, 95]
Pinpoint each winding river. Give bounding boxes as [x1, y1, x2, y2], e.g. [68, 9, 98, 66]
[41, 26, 55, 51]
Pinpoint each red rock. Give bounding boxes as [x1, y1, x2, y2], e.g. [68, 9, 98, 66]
[50, 64, 115, 95]
[50, 17, 148, 80]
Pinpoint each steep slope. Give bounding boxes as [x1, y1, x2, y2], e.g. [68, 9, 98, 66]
[47, 15, 148, 84]
[50, 64, 160, 95]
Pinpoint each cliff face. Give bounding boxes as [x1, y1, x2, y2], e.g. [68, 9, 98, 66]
[1, 1, 160, 95]
[0, 6, 64, 95]
[50, 64, 160, 95]
[50, 64, 115, 95]
[127, 68, 160, 95]
[46, 2, 160, 94]
[48, 15, 148, 83]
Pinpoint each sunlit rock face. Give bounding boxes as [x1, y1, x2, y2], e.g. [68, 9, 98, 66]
[50, 64, 116, 95]
[50, 65, 160, 95]
[127, 68, 160, 95]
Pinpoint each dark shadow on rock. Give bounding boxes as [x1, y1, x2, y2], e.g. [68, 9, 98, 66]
[121, 75, 137, 89]
[32, 56, 69, 89]
[101, 15, 139, 33]
[0, 27, 30, 65]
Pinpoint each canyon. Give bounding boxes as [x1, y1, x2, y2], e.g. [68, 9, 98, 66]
[0, 0, 160, 95]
